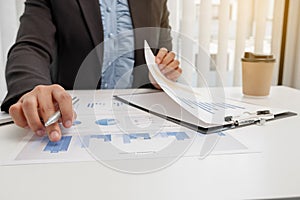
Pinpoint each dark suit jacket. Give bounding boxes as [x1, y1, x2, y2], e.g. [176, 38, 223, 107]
[1, 0, 172, 112]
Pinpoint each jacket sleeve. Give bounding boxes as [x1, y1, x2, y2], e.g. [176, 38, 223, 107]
[1, 0, 56, 112]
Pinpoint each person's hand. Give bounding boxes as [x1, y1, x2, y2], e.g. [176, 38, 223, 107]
[9, 84, 75, 142]
[149, 48, 182, 89]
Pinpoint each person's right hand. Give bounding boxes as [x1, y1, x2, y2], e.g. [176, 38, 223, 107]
[9, 84, 75, 142]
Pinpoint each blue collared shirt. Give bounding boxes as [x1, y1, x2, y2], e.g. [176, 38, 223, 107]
[99, 0, 135, 89]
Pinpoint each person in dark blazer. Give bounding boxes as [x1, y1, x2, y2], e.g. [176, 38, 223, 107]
[1, 0, 182, 142]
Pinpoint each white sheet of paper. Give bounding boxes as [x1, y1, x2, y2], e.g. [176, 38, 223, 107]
[144, 41, 285, 124]
[1, 91, 258, 166]
[2, 129, 255, 165]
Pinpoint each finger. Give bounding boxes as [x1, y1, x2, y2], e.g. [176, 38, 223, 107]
[160, 51, 176, 69]
[33, 86, 61, 142]
[166, 67, 182, 81]
[156, 48, 168, 64]
[46, 122, 62, 142]
[56, 111, 75, 123]
[161, 60, 180, 75]
[22, 96, 46, 136]
[52, 89, 73, 128]
[36, 87, 57, 125]
[9, 102, 28, 128]
[34, 86, 64, 141]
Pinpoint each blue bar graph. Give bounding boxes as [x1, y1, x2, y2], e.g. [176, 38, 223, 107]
[160, 132, 189, 141]
[43, 136, 72, 153]
[72, 120, 82, 126]
[87, 102, 106, 108]
[81, 135, 112, 148]
[87, 101, 123, 108]
[178, 97, 245, 114]
[95, 119, 117, 126]
[123, 133, 151, 144]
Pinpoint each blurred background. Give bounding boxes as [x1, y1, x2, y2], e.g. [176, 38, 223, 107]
[0, 0, 299, 100]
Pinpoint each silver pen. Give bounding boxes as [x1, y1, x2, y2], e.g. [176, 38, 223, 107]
[44, 96, 79, 127]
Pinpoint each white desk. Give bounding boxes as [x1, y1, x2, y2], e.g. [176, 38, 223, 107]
[1, 86, 300, 200]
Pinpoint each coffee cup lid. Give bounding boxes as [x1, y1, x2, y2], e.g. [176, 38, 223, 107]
[242, 52, 276, 63]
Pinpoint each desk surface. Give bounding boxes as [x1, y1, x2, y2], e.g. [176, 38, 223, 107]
[1, 86, 300, 200]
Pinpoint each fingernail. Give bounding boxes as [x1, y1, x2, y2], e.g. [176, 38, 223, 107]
[36, 130, 45, 137]
[50, 131, 60, 141]
[65, 120, 72, 128]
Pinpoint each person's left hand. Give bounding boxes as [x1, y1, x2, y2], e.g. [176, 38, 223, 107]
[149, 48, 182, 89]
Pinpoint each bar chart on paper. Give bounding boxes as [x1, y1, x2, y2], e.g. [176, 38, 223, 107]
[121, 132, 190, 144]
[4, 127, 256, 165]
[87, 101, 124, 109]
[95, 119, 118, 126]
[81, 135, 112, 148]
[178, 97, 246, 114]
[43, 136, 72, 153]
[160, 132, 190, 141]
[2, 90, 258, 166]
[123, 133, 151, 144]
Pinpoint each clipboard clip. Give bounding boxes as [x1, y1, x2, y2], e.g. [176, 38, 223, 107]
[224, 110, 275, 127]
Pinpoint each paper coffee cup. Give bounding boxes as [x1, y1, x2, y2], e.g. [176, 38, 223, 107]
[242, 52, 275, 97]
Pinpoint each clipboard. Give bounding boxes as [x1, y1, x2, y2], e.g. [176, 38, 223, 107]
[0, 112, 13, 126]
[114, 91, 297, 134]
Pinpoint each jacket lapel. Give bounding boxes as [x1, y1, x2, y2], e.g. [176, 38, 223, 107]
[77, 0, 103, 46]
[128, 0, 151, 28]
